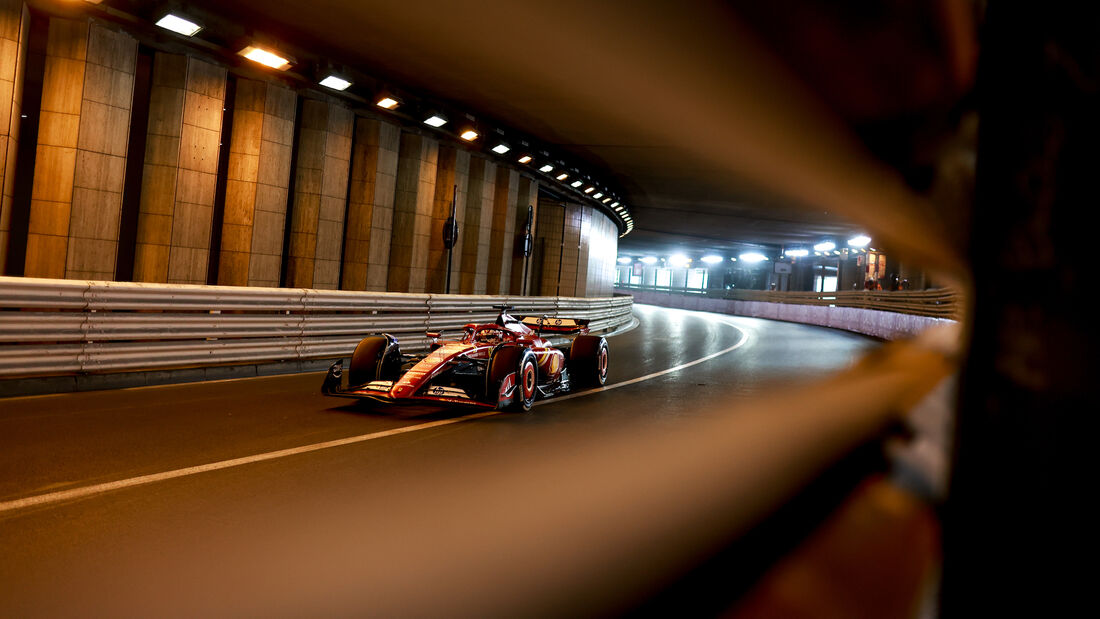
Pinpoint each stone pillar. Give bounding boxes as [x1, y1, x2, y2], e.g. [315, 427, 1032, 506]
[216, 78, 296, 287]
[574, 206, 593, 297]
[284, 98, 352, 289]
[534, 198, 582, 297]
[23, 20, 136, 280]
[0, 0, 27, 274]
[458, 155, 495, 294]
[486, 166, 518, 295]
[387, 131, 437, 293]
[132, 52, 225, 283]
[341, 117, 399, 291]
[508, 176, 538, 295]
[425, 145, 469, 294]
[584, 207, 617, 297]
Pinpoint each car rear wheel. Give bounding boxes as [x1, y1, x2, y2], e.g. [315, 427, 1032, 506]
[569, 335, 608, 388]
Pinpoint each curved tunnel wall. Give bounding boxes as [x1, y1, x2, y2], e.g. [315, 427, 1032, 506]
[0, 2, 619, 297]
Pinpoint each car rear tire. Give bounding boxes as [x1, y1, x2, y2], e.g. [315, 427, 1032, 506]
[487, 346, 537, 411]
[348, 335, 401, 387]
[569, 335, 608, 388]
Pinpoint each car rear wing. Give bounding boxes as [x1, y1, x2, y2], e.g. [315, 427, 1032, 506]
[516, 315, 590, 335]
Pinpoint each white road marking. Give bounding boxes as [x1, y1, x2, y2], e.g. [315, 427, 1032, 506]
[0, 314, 748, 515]
[539, 317, 750, 405]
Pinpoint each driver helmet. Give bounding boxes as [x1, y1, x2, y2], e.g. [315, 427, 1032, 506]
[476, 329, 502, 345]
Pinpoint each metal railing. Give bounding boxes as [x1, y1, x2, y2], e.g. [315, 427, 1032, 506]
[0, 276, 633, 378]
[615, 284, 961, 319]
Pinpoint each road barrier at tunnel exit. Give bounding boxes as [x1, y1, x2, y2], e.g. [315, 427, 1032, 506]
[621, 286, 957, 340]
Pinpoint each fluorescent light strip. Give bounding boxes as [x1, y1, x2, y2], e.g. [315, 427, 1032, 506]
[319, 75, 351, 90]
[156, 14, 202, 36]
[239, 46, 291, 70]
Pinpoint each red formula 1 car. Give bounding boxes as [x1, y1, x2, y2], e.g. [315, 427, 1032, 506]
[321, 305, 609, 411]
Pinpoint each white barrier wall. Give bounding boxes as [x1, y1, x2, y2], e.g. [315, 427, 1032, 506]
[627, 289, 956, 340]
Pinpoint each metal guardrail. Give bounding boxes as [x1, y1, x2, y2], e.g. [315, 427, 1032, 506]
[0, 276, 633, 378]
[615, 284, 962, 319]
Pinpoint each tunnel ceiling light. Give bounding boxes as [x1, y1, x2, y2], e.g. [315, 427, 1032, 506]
[155, 13, 202, 36]
[813, 241, 836, 252]
[491, 143, 510, 154]
[848, 234, 871, 247]
[617, 257, 632, 264]
[539, 164, 554, 173]
[602, 197, 611, 203]
[460, 129, 479, 141]
[376, 96, 400, 109]
[571, 180, 583, 187]
[239, 45, 293, 70]
[556, 173, 569, 181]
[701, 255, 724, 264]
[785, 248, 809, 257]
[641, 256, 658, 264]
[583, 186, 595, 193]
[517, 155, 532, 164]
[610, 201, 619, 208]
[740, 252, 768, 263]
[319, 75, 351, 90]
[424, 114, 448, 127]
[592, 192, 603, 199]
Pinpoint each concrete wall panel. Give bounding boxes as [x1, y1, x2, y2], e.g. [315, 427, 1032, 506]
[26, 20, 135, 280]
[133, 52, 224, 284]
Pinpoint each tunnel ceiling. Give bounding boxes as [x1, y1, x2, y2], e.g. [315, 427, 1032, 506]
[165, 0, 976, 257]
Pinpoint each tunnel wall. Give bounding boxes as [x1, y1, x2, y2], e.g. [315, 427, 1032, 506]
[531, 197, 617, 298]
[0, 3, 618, 297]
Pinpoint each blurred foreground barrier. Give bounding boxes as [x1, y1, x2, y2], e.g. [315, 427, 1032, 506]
[0, 276, 632, 378]
[622, 286, 959, 339]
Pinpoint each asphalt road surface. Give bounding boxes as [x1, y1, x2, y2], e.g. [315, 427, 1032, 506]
[0, 304, 877, 617]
